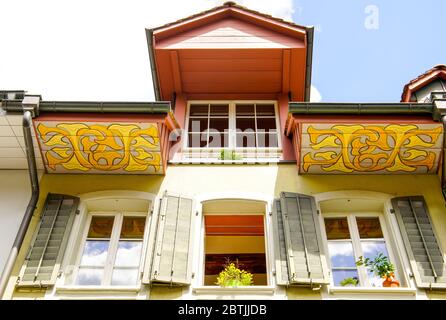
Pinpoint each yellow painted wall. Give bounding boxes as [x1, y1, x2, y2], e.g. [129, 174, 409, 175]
[5, 164, 446, 300]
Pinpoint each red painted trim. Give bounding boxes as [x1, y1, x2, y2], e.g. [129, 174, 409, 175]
[402, 69, 446, 102]
[153, 7, 306, 42]
[277, 94, 295, 161]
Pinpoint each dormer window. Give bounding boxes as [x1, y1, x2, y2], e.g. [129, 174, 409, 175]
[183, 101, 281, 160]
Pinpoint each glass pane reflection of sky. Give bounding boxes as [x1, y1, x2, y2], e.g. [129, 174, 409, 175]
[114, 241, 142, 267]
[80, 241, 109, 266]
[333, 270, 359, 286]
[76, 268, 103, 285]
[328, 242, 355, 267]
[111, 268, 139, 285]
[362, 241, 389, 287]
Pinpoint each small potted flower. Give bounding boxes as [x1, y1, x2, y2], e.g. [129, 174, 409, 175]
[216, 260, 253, 287]
[340, 277, 359, 287]
[356, 252, 400, 287]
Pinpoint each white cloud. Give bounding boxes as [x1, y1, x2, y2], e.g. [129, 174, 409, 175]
[310, 85, 322, 102]
[0, 0, 297, 101]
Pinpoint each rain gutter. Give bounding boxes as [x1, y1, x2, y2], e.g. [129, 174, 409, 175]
[303, 26, 314, 102]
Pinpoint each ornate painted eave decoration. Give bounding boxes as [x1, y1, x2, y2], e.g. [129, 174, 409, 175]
[33, 113, 178, 174]
[287, 115, 444, 174]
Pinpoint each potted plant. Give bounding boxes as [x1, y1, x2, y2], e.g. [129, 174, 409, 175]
[219, 149, 243, 161]
[340, 277, 359, 287]
[216, 261, 253, 287]
[356, 252, 400, 287]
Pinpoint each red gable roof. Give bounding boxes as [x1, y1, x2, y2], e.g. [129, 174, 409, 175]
[401, 64, 446, 102]
[147, 1, 313, 102]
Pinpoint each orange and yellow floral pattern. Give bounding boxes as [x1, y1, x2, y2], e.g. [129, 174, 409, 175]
[35, 122, 162, 174]
[301, 124, 443, 174]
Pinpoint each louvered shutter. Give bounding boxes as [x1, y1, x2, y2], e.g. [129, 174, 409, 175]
[149, 192, 195, 286]
[272, 199, 290, 285]
[17, 193, 79, 287]
[276, 192, 329, 286]
[392, 196, 446, 289]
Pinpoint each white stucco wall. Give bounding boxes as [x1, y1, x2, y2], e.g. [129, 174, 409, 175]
[0, 170, 39, 274]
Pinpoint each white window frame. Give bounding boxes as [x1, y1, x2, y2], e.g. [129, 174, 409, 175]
[72, 211, 148, 287]
[321, 211, 400, 288]
[314, 191, 424, 298]
[182, 100, 282, 160]
[184, 192, 285, 299]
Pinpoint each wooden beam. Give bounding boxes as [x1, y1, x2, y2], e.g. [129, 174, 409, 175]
[282, 49, 290, 93]
[170, 50, 183, 93]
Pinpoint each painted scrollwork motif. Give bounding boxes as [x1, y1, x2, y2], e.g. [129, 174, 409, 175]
[302, 124, 442, 173]
[37, 122, 161, 173]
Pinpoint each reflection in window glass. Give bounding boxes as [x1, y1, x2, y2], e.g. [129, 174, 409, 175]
[325, 218, 350, 240]
[112, 217, 146, 286]
[324, 215, 395, 288]
[357, 218, 383, 238]
[76, 215, 146, 286]
[328, 242, 356, 267]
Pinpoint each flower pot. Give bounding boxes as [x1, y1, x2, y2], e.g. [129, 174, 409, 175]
[382, 273, 400, 287]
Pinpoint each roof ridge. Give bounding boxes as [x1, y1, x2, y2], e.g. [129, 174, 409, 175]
[149, 1, 308, 32]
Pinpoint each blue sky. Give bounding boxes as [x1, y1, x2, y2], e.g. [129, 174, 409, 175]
[0, 1, 443, 102]
[293, 0, 445, 102]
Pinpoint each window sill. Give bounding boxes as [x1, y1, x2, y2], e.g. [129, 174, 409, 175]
[192, 286, 275, 296]
[170, 159, 281, 165]
[327, 286, 417, 296]
[55, 285, 141, 295]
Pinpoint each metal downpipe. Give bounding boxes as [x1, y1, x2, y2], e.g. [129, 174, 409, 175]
[0, 111, 39, 299]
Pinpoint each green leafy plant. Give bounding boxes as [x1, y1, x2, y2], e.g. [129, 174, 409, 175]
[219, 149, 243, 160]
[216, 261, 253, 287]
[356, 252, 395, 278]
[340, 277, 359, 287]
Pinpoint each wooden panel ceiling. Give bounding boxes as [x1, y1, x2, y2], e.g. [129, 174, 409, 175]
[205, 215, 264, 236]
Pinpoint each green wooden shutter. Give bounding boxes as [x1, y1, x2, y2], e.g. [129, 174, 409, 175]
[272, 199, 291, 285]
[392, 196, 446, 289]
[277, 192, 329, 286]
[149, 192, 195, 286]
[17, 193, 79, 287]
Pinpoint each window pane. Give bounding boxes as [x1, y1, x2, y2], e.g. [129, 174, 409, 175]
[189, 104, 208, 116]
[333, 269, 359, 287]
[210, 104, 229, 116]
[209, 118, 228, 132]
[120, 217, 146, 239]
[362, 241, 388, 261]
[87, 216, 114, 238]
[256, 118, 277, 131]
[76, 268, 104, 285]
[324, 218, 350, 240]
[356, 217, 384, 238]
[208, 132, 228, 148]
[111, 268, 139, 286]
[236, 133, 256, 148]
[114, 241, 143, 267]
[256, 133, 278, 148]
[256, 104, 275, 116]
[361, 241, 389, 287]
[80, 240, 109, 266]
[236, 118, 256, 131]
[236, 104, 254, 116]
[328, 241, 356, 267]
[188, 133, 208, 148]
[188, 118, 208, 132]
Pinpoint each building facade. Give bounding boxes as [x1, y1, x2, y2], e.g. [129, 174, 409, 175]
[1, 2, 446, 300]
